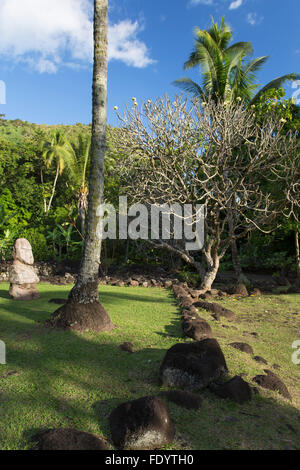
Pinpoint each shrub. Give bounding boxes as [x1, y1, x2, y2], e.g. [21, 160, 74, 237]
[18, 228, 52, 261]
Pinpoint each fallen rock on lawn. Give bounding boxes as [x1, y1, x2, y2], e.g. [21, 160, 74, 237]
[179, 296, 194, 309]
[31, 428, 108, 450]
[189, 289, 201, 299]
[159, 338, 228, 391]
[182, 317, 213, 341]
[229, 342, 254, 355]
[109, 396, 175, 450]
[181, 308, 198, 320]
[164, 280, 173, 289]
[209, 289, 220, 296]
[193, 301, 235, 322]
[252, 370, 291, 400]
[250, 288, 262, 296]
[199, 293, 214, 300]
[64, 273, 75, 283]
[120, 342, 134, 353]
[253, 356, 268, 365]
[160, 390, 202, 410]
[181, 305, 197, 316]
[172, 285, 188, 298]
[218, 290, 228, 297]
[210, 376, 252, 404]
[230, 283, 249, 297]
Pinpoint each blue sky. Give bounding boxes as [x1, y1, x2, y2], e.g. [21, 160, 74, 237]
[0, 0, 299, 126]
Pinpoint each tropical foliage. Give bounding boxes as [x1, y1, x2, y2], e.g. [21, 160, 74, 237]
[174, 17, 300, 104]
[0, 15, 299, 285]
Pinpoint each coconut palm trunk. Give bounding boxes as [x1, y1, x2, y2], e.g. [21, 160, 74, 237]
[48, 0, 114, 332]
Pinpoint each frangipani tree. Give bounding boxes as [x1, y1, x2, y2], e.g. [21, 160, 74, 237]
[174, 17, 300, 284]
[113, 95, 298, 292]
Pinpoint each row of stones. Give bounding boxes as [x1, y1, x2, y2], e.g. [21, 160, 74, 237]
[171, 282, 292, 400]
[29, 280, 292, 450]
[35, 286, 291, 450]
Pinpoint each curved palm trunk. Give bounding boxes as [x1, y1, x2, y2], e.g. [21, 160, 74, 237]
[48, 0, 114, 332]
[40, 169, 47, 213]
[47, 165, 60, 213]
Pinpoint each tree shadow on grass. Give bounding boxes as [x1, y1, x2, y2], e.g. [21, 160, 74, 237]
[0, 286, 170, 305]
[155, 318, 183, 341]
[0, 289, 11, 300]
[0, 286, 300, 450]
[2, 327, 300, 450]
[0, 286, 171, 328]
[99, 290, 169, 305]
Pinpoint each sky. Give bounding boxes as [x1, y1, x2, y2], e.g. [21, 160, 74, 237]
[0, 0, 299, 126]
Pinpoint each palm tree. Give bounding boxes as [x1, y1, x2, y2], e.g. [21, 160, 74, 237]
[48, 0, 114, 332]
[42, 130, 75, 213]
[174, 17, 300, 104]
[70, 134, 91, 235]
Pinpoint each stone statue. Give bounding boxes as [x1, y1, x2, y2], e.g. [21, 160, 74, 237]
[9, 238, 40, 300]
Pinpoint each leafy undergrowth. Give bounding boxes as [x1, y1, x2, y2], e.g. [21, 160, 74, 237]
[0, 283, 299, 450]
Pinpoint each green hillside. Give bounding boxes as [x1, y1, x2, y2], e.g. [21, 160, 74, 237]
[0, 117, 91, 144]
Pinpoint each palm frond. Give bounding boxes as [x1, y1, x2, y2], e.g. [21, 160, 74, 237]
[184, 29, 223, 71]
[226, 42, 253, 59]
[208, 16, 232, 51]
[251, 73, 300, 104]
[172, 78, 206, 99]
[243, 56, 269, 74]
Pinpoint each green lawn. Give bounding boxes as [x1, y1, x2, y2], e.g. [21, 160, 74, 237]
[0, 283, 299, 450]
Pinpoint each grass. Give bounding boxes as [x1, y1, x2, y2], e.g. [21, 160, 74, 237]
[0, 282, 299, 450]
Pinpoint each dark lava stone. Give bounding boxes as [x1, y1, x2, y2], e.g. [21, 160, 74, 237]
[109, 396, 175, 450]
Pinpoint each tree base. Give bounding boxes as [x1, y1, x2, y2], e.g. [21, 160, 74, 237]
[46, 300, 115, 333]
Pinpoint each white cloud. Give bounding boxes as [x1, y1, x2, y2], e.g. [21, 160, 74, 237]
[0, 0, 154, 73]
[246, 12, 264, 26]
[190, 0, 244, 8]
[229, 0, 243, 9]
[189, 0, 214, 5]
[109, 20, 155, 68]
